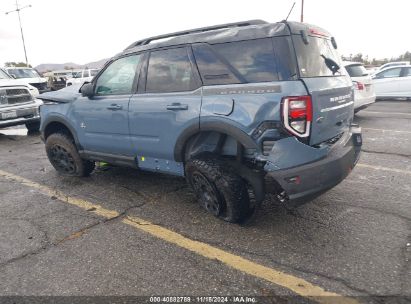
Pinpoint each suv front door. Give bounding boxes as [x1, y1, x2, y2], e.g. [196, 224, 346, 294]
[128, 46, 202, 171]
[71, 54, 142, 155]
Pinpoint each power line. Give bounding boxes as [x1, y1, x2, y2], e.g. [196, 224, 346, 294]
[5, 0, 32, 66]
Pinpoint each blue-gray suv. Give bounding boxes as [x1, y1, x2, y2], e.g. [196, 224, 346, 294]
[38, 20, 362, 223]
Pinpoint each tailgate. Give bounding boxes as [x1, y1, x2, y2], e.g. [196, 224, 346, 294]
[302, 77, 354, 146]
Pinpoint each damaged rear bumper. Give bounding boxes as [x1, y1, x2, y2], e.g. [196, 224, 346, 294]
[264, 127, 362, 207]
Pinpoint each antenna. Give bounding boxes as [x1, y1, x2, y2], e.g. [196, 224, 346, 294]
[285, 1, 296, 21]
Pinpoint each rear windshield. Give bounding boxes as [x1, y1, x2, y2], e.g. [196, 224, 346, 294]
[345, 64, 368, 77]
[292, 35, 345, 77]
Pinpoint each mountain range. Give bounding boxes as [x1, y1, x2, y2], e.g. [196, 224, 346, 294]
[35, 58, 109, 73]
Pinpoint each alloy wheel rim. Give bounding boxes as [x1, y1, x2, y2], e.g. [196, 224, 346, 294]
[49, 145, 76, 174]
[191, 172, 221, 216]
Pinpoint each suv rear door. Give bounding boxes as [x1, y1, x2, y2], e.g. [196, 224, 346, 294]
[128, 46, 202, 171]
[292, 33, 354, 145]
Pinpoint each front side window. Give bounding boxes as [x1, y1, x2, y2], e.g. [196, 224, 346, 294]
[377, 68, 401, 79]
[146, 47, 197, 93]
[95, 54, 141, 95]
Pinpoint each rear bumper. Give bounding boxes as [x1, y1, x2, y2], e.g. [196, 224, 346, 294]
[265, 127, 362, 206]
[354, 94, 376, 110]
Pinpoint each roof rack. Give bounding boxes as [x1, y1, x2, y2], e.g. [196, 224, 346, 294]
[125, 19, 268, 50]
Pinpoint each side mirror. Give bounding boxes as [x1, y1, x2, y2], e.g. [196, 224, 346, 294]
[80, 82, 94, 97]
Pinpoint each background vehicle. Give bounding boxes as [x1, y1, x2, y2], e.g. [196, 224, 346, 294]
[5, 67, 49, 93]
[66, 69, 100, 86]
[0, 70, 42, 132]
[0, 68, 39, 97]
[377, 61, 409, 72]
[343, 61, 376, 112]
[39, 20, 361, 223]
[372, 65, 411, 99]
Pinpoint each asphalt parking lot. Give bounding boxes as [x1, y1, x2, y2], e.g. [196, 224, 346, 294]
[0, 100, 410, 303]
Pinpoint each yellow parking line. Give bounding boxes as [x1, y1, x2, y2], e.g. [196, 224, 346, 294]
[0, 169, 358, 304]
[357, 163, 411, 175]
[363, 127, 411, 134]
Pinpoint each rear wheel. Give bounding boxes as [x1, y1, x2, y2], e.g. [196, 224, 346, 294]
[25, 121, 40, 132]
[45, 133, 95, 177]
[185, 154, 251, 223]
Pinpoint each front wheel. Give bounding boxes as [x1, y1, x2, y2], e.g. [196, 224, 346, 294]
[185, 154, 251, 223]
[45, 133, 95, 177]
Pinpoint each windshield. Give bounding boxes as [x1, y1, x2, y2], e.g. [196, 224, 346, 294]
[72, 72, 82, 78]
[7, 68, 40, 79]
[292, 35, 345, 77]
[345, 64, 368, 77]
[0, 69, 11, 80]
[90, 69, 100, 76]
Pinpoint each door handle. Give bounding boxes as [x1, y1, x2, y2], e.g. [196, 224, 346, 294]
[166, 103, 188, 111]
[107, 104, 123, 110]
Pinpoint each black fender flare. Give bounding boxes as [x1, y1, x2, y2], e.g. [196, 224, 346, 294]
[174, 118, 259, 162]
[41, 115, 82, 149]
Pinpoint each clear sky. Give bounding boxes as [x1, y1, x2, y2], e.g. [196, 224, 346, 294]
[0, 0, 409, 66]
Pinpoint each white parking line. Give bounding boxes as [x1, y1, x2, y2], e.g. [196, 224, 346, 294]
[363, 128, 411, 134]
[357, 163, 411, 175]
[362, 111, 411, 116]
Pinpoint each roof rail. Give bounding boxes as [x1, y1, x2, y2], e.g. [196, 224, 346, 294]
[125, 19, 268, 50]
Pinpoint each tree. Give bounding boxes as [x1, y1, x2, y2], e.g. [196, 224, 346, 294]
[4, 62, 32, 68]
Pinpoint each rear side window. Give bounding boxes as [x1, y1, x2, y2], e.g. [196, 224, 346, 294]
[213, 38, 279, 83]
[146, 47, 197, 93]
[345, 64, 368, 77]
[193, 38, 295, 86]
[192, 44, 241, 86]
[402, 67, 411, 77]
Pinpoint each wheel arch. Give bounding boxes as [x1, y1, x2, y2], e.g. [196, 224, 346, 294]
[42, 116, 81, 149]
[174, 120, 258, 162]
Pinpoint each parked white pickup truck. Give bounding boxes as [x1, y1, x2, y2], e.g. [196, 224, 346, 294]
[0, 68, 42, 132]
[66, 69, 100, 87]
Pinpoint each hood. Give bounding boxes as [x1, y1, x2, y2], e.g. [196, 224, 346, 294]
[38, 84, 82, 103]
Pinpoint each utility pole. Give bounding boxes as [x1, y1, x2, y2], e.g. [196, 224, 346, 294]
[5, 0, 32, 66]
[301, 0, 304, 22]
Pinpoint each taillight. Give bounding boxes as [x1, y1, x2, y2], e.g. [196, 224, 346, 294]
[281, 96, 312, 137]
[353, 81, 364, 90]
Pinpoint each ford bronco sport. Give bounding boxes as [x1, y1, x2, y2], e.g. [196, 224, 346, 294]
[38, 20, 362, 223]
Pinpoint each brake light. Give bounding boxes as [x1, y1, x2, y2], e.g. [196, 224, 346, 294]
[282, 96, 312, 137]
[353, 81, 364, 90]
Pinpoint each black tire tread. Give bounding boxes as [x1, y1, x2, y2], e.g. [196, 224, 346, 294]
[186, 154, 250, 223]
[46, 133, 94, 177]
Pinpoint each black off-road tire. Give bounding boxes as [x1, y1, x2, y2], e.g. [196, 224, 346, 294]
[185, 154, 251, 223]
[25, 121, 40, 132]
[45, 133, 95, 177]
